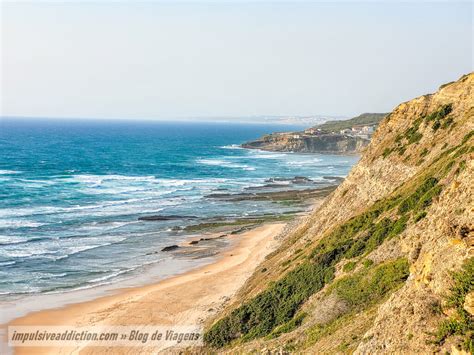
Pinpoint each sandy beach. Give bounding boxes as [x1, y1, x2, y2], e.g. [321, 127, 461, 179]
[3, 222, 286, 354]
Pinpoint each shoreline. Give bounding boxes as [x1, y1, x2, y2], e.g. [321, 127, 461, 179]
[1, 168, 339, 354]
[2, 222, 287, 354]
[242, 146, 363, 156]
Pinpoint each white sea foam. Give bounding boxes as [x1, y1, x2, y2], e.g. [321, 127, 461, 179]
[33, 272, 68, 280]
[197, 158, 256, 171]
[75, 221, 136, 232]
[63, 243, 113, 256]
[247, 152, 287, 159]
[86, 268, 133, 284]
[0, 248, 56, 258]
[0, 220, 46, 228]
[220, 144, 243, 150]
[286, 158, 323, 166]
[0, 235, 29, 245]
[0, 170, 21, 175]
[0, 261, 16, 266]
[71, 174, 157, 186]
[0, 234, 126, 260]
[0, 197, 172, 219]
[17, 179, 59, 187]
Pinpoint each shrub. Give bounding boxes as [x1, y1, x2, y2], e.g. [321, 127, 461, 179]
[432, 120, 441, 131]
[398, 177, 439, 214]
[425, 104, 453, 123]
[267, 312, 307, 339]
[343, 261, 357, 272]
[461, 130, 474, 145]
[407, 131, 423, 144]
[414, 211, 427, 223]
[328, 259, 409, 308]
[425, 104, 453, 131]
[382, 147, 392, 158]
[456, 160, 467, 175]
[416, 185, 442, 210]
[363, 259, 374, 268]
[204, 261, 333, 347]
[441, 117, 454, 129]
[446, 258, 474, 310]
[363, 215, 408, 255]
[388, 215, 409, 237]
[432, 258, 474, 352]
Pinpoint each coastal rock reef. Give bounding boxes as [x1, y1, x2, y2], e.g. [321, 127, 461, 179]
[203, 73, 473, 353]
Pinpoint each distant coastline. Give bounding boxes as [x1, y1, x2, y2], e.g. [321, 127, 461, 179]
[242, 112, 387, 154]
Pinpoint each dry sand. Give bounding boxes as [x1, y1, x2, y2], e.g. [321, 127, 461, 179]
[4, 223, 286, 354]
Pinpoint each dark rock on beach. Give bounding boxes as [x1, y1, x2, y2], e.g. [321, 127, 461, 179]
[161, 245, 180, 252]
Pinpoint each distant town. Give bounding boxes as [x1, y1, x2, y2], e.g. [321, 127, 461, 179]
[272, 124, 377, 142]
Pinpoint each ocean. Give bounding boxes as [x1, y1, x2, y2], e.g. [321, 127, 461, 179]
[0, 119, 359, 299]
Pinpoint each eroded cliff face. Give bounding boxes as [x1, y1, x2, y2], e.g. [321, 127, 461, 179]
[203, 73, 474, 354]
[242, 134, 370, 154]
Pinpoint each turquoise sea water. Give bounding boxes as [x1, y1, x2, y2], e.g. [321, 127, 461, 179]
[0, 119, 359, 297]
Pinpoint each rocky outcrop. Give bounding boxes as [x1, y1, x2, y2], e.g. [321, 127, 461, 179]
[242, 112, 387, 154]
[242, 133, 369, 154]
[204, 73, 474, 353]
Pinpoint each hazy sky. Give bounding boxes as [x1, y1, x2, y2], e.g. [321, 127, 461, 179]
[1, 1, 472, 119]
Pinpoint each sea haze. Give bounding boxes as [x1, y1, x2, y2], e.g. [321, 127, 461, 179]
[0, 119, 359, 297]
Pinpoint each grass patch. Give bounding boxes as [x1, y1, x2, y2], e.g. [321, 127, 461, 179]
[306, 260, 409, 348]
[461, 130, 474, 145]
[328, 258, 409, 308]
[432, 258, 474, 352]
[424, 104, 453, 125]
[420, 148, 429, 158]
[456, 160, 467, 175]
[382, 147, 393, 158]
[425, 104, 453, 131]
[203, 260, 334, 347]
[266, 312, 307, 339]
[306, 311, 358, 347]
[398, 177, 439, 214]
[384, 104, 454, 159]
[414, 211, 427, 223]
[406, 129, 423, 145]
[343, 261, 357, 272]
[363, 259, 374, 268]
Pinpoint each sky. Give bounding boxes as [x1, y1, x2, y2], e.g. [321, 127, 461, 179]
[0, 1, 472, 120]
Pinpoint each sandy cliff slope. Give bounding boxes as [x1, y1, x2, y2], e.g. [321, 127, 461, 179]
[203, 73, 473, 354]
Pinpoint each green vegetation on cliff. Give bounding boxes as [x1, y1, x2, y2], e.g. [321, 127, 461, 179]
[328, 258, 409, 309]
[204, 171, 448, 348]
[433, 257, 474, 352]
[382, 104, 454, 159]
[316, 113, 387, 132]
[205, 126, 473, 348]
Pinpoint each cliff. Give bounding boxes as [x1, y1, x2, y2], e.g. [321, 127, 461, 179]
[242, 113, 386, 154]
[242, 133, 370, 154]
[204, 73, 473, 353]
